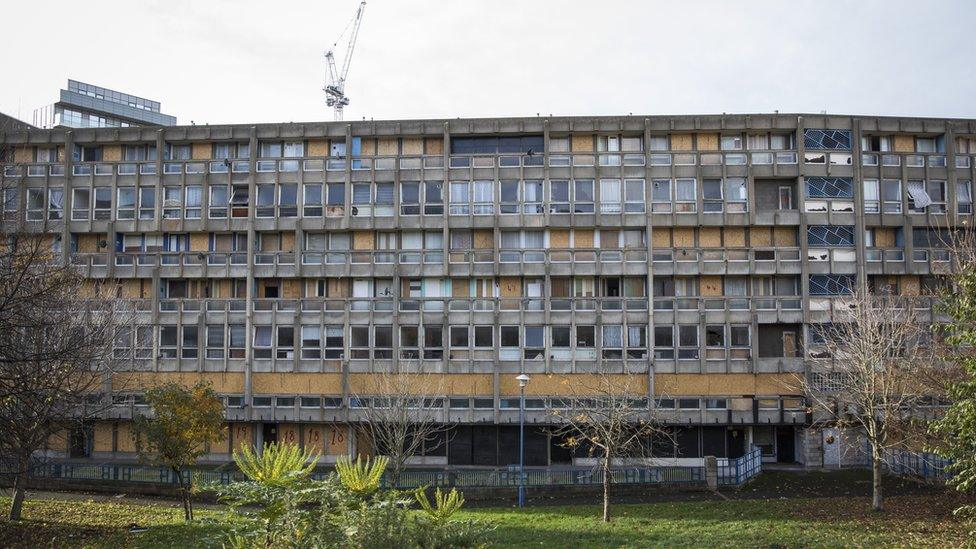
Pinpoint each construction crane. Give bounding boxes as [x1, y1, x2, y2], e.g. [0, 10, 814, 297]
[324, 1, 366, 121]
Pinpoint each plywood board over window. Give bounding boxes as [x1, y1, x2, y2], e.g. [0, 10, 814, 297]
[700, 275, 723, 296]
[327, 278, 349, 297]
[670, 134, 694, 151]
[192, 142, 211, 160]
[900, 275, 920, 296]
[500, 277, 521, 297]
[425, 137, 444, 155]
[550, 229, 570, 248]
[651, 228, 671, 248]
[699, 227, 722, 248]
[282, 279, 301, 299]
[724, 227, 746, 247]
[773, 227, 797, 246]
[401, 138, 423, 155]
[353, 231, 374, 250]
[189, 233, 209, 252]
[307, 139, 330, 157]
[102, 145, 122, 162]
[473, 230, 494, 249]
[750, 227, 772, 247]
[574, 229, 595, 248]
[280, 232, 296, 252]
[893, 135, 915, 153]
[875, 228, 895, 247]
[376, 138, 397, 156]
[452, 279, 470, 297]
[13, 146, 33, 163]
[672, 227, 695, 247]
[697, 133, 719, 151]
[571, 134, 594, 152]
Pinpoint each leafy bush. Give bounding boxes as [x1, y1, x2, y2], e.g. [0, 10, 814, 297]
[210, 443, 490, 548]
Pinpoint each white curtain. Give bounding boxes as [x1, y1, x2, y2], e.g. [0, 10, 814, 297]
[603, 325, 623, 348]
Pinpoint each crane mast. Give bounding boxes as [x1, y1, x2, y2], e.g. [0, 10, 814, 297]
[324, 1, 366, 121]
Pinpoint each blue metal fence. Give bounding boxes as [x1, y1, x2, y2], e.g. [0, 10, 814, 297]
[21, 460, 738, 489]
[717, 445, 763, 486]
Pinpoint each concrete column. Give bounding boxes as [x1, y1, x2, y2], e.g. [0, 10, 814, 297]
[704, 455, 718, 490]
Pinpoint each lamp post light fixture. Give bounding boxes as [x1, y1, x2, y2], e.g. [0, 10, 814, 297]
[516, 373, 530, 508]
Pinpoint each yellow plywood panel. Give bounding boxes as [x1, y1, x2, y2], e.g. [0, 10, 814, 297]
[574, 229, 594, 248]
[724, 227, 746, 247]
[308, 139, 330, 157]
[697, 133, 719, 151]
[376, 138, 397, 155]
[672, 227, 695, 247]
[189, 233, 209, 252]
[893, 135, 915, 153]
[654, 373, 803, 396]
[76, 234, 101, 253]
[550, 229, 570, 248]
[451, 279, 470, 297]
[13, 146, 33, 163]
[499, 374, 647, 397]
[700, 276, 723, 296]
[47, 430, 68, 451]
[113, 372, 246, 393]
[751, 227, 772, 247]
[328, 278, 349, 297]
[500, 276, 521, 297]
[773, 227, 797, 247]
[651, 228, 671, 248]
[277, 423, 301, 446]
[425, 137, 444, 155]
[571, 134, 594, 152]
[699, 227, 722, 248]
[670, 133, 694, 151]
[359, 138, 376, 156]
[875, 228, 895, 247]
[191, 142, 211, 160]
[900, 275, 920, 296]
[282, 279, 301, 299]
[353, 231, 374, 250]
[102, 145, 122, 162]
[473, 230, 493, 249]
[231, 423, 253, 453]
[117, 422, 138, 453]
[93, 422, 114, 452]
[302, 425, 352, 456]
[253, 373, 343, 394]
[401, 138, 423, 155]
[281, 232, 296, 252]
[348, 373, 493, 395]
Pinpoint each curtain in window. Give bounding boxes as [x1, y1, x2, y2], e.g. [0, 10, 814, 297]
[185, 186, 202, 206]
[353, 184, 371, 204]
[906, 180, 932, 208]
[472, 181, 493, 203]
[600, 179, 621, 202]
[523, 181, 542, 202]
[725, 178, 748, 201]
[628, 326, 646, 347]
[376, 183, 394, 205]
[603, 326, 623, 348]
[450, 182, 469, 203]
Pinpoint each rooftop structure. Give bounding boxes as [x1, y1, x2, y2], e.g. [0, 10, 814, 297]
[32, 79, 177, 129]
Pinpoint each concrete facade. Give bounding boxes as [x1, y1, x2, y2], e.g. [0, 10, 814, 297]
[1, 112, 970, 466]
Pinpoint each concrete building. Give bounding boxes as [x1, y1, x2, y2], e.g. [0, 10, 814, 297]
[32, 79, 176, 129]
[0, 113, 970, 467]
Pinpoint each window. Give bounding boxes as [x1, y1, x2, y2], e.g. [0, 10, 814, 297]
[301, 325, 321, 359]
[324, 326, 344, 359]
[524, 326, 544, 359]
[599, 179, 621, 213]
[958, 180, 973, 214]
[926, 180, 947, 213]
[374, 326, 393, 359]
[162, 186, 182, 219]
[304, 184, 323, 217]
[4, 188, 20, 215]
[624, 179, 645, 213]
[881, 180, 902, 213]
[654, 326, 674, 359]
[279, 184, 298, 217]
[474, 326, 492, 347]
[651, 179, 672, 212]
[375, 183, 395, 216]
[703, 178, 723, 212]
[139, 187, 155, 219]
[807, 226, 855, 247]
[450, 326, 469, 348]
[678, 325, 699, 359]
[678, 398, 700, 410]
[401, 182, 420, 215]
[705, 398, 728, 410]
[724, 178, 747, 211]
[228, 325, 245, 359]
[721, 135, 742, 150]
[206, 325, 224, 359]
[863, 179, 880, 213]
[550, 180, 569, 213]
[574, 180, 594, 213]
[181, 326, 198, 359]
[424, 181, 443, 215]
[160, 326, 178, 358]
[804, 129, 852, 150]
[185, 186, 202, 219]
[805, 177, 853, 199]
[523, 180, 543, 214]
[602, 325, 622, 359]
[209, 185, 228, 218]
[47, 188, 63, 220]
[254, 326, 272, 359]
[675, 179, 696, 212]
[809, 274, 855, 296]
[72, 188, 90, 220]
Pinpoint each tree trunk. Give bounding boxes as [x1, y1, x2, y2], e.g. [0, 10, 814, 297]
[871, 452, 884, 512]
[9, 470, 26, 521]
[602, 458, 611, 522]
[174, 468, 191, 521]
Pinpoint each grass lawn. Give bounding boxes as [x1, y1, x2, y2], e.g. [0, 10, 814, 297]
[0, 471, 972, 548]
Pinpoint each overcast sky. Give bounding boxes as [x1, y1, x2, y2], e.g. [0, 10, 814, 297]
[2, 0, 975, 125]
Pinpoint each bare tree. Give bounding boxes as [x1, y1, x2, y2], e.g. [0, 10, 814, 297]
[352, 367, 452, 486]
[0, 234, 133, 520]
[549, 371, 674, 522]
[802, 289, 934, 512]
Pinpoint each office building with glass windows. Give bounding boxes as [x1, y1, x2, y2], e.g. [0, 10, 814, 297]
[0, 113, 971, 466]
[32, 79, 177, 130]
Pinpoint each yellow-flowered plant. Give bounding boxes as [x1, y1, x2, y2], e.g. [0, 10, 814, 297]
[415, 486, 465, 523]
[234, 442, 318, 487]
[335, 455, 388, 496]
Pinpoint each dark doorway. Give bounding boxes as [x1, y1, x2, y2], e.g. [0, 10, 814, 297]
[262, 424, 278, 446]
[448, 426, 473, 465]
[776, 426, 796, 462]
[69, 425, 92, 458]
[550, 434, 573, 464]
[727, 428, 746, 459]
[701, 427, 727, 458]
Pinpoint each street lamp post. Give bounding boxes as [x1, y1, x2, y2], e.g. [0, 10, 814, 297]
[516, 373, 530, 508]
